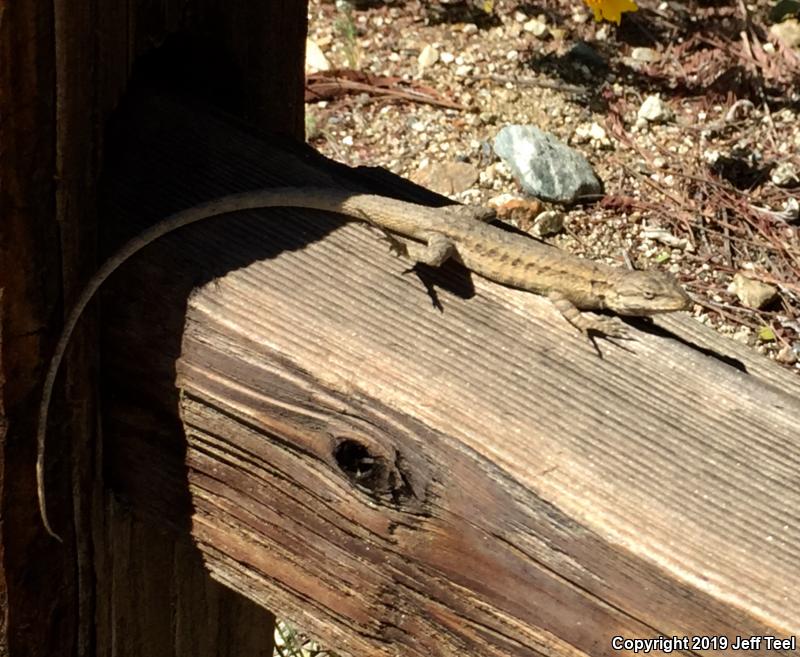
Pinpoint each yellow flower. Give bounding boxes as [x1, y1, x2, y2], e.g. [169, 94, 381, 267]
[584, 0, 638, 23]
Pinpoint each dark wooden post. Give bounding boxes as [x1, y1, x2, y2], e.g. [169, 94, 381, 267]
[0, 1, 305, 655]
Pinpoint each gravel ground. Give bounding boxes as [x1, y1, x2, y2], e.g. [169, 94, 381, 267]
[304, 0, 800, 369]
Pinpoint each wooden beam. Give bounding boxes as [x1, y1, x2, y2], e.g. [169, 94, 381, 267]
[99, 98, 800, 656]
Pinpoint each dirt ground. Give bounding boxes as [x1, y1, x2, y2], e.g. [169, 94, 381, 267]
[304, 0, 800, 369]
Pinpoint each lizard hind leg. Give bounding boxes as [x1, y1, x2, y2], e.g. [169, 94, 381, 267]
[378, 228, 455, 268]
[547, 291, 628, 339]
[403, 231, 455, 267]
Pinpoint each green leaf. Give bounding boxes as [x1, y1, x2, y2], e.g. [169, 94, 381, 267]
[770, 0, 800, 23]
[758, 325, 776, 341]
[654, 251, 670, 263]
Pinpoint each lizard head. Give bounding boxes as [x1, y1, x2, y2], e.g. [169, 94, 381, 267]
[604, 270, 692, 315]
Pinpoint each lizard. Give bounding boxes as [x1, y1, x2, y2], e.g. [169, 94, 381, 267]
[36, 186, 692, 540]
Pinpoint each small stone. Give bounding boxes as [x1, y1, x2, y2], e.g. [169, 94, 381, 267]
[631, 47, 660, 63]
[523, 17, 548, 36]
[770, 18, 800, 48]
[507, 22, 523, 38]
[574, 122, 609, 146]
[532, 210, 565, 237]
[440, 51, 455, 64]
[776, 344, 798, 365]
[638, 94, 673, 123]
[572, 8, 589, 23]
[480, 165, 497, 186]
[642, 227, 694, 251]
[489, 197, 555, 234]
[418, 44, 439, 72]
[588, 123, 607, 141]
[305, 38, 331, 73]
[771, 161, 800, 187]
[730, 273, 778, 309]
[732, 326, 752, 344]
[410, 161, 479, 195]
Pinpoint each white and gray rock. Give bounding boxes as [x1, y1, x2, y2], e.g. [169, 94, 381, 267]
[771, 161, 800, 187]
[638, 94, 673, 123]
[493, 125, 603, 203]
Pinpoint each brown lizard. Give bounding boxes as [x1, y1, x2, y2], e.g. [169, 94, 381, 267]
[36, 186, 692, 539]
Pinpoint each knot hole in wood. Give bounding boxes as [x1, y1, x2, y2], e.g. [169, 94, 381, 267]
[329, 426, 413, 504]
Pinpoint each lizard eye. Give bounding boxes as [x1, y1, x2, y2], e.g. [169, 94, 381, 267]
[642, 290, 655, 300]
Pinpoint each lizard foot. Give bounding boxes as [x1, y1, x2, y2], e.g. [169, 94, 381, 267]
[578, 315, 629, 339]
[376, 228, 409, 258]
[547, 291, 629, 339]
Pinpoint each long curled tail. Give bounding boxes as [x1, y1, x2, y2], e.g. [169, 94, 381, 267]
[36, 187, 377, 540]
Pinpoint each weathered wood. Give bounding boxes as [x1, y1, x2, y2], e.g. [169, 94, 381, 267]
[0, 1, 76, 655]
[100, 98, 800, 657]
[2, 0, 304, 654]
[100, 500, 275, 657]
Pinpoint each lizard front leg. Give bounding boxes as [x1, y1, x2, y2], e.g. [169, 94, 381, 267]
[547, 291, 628, 338]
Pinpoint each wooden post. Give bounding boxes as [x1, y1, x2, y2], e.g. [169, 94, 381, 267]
[0, 1, 305, 655]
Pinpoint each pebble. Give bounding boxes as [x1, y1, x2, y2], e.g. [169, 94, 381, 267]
[771, 162, 800, 187]
[523, 17, 548, 36]
[730, 273, 778, 309]
[305, 38, 331, 72]
[631, 47, 660, 63]
[410, 161, 479, 195]
[770, 18, 800, 48]
[418, 44, 439, 72]
[638, 94, 674, 123]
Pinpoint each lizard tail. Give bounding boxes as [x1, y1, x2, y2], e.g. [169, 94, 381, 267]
[35, 187, 371, 539]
